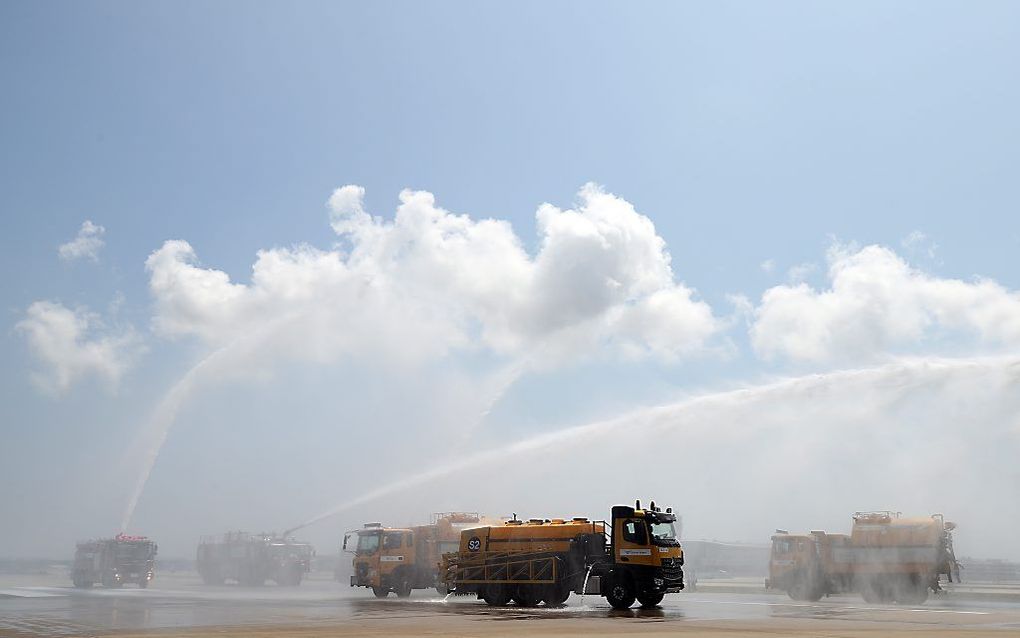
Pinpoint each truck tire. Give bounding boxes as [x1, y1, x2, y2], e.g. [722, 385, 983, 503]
[897, 587, 928, 605]
[372, 586, 389, 598]
[637, 592, 664, 608]
[243, 576, 265, 587]
[481, 584, 510, 606]
[861, 577, 893, 604]
[395, 580, 412, 598]
[541, 582, 571, 606]
[789, 575, 824, 602]
[511, 584, 541, 607]
[276, 566, 302, 587]
[605, 578, 636, 610]
[893, 575, 929, 605]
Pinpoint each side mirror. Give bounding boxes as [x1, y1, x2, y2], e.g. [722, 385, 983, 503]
[342, 534, 349, 550]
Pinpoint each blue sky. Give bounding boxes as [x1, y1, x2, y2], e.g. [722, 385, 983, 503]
[2, 1, 1019, 559]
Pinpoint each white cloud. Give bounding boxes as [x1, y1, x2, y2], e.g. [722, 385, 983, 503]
[16, 301, 143, 394]
[58, 220, 106, 262]
[145, 183, 720, 368]
[786, 262, 816, 283]
[750, 243, 1020, 363]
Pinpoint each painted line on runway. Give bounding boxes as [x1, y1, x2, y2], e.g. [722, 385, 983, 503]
[0, 588, 67, 598]
[681, 597, 989, 615]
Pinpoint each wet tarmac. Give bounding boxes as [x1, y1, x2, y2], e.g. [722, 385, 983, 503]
[2, 573, 1019, 636]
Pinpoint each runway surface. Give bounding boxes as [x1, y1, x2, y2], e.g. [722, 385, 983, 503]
[2, 573, 1019, 637]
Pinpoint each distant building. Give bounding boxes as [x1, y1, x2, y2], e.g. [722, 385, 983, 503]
[682, 540, 770, 579]
[957, 557, 1020, 583]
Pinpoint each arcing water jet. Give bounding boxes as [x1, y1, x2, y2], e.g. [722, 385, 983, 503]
[287, 355, 1020, 560]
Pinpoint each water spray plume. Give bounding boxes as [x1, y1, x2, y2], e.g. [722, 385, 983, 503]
[119, 316, 296, 531]
[119, 347, 225, 531]
[287, 354, 1020, 553]
[119, 312, 526, 533]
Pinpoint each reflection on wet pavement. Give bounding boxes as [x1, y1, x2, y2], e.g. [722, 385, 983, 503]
[0, 577, 1015, 637]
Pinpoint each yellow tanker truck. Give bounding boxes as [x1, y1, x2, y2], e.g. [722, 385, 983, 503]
[343, 512, 481, 597]
[442, 500, 684, 609]
[767, 511, 959, 604]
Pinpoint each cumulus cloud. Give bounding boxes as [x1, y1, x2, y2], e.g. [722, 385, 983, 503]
[145, 183, 719, 368]
[16, 301, 143, 394]
[751, 243, 1020, 363]
[58, 220, 106, 262]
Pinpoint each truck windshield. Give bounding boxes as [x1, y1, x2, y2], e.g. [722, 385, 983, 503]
[117, 544, 152, 560]
[650, 522, 677, 541]
[356, 533, 380, 553]
[271, 543, 311, 558]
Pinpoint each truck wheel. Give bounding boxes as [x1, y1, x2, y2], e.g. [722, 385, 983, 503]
[277, 567, 302, 587]
[637, 592, 664, 608]
[605, 579, 636, 610]
[542, 583, 571, 606]
[788, 581, 807, 601]
[511, 584, 541, 607]
[790, 578, 824, 602]
[395, 579, 412, 598]
[861, 577, 893, 604]
[894, 575, 929, 605]
[896, 586, 928, 605]
[372, 587, 390, 598]
[481, 584, 510, 606]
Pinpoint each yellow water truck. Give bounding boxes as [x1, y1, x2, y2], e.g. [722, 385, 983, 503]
[767, 511, 959, 604]
[442, 500, 684, 609]
[344, 512, 481, 597]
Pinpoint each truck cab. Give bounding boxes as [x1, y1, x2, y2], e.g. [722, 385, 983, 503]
[768, 530, 854, 601]
[266, 539, 315, 586]
[767, 532, 820, 597]
[72, 535, 157, 589]
[345, 524, 417, 597]
[605, 502, 685, 608]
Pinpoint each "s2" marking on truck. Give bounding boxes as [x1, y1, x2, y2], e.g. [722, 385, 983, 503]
[468, 537, 481, 551]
